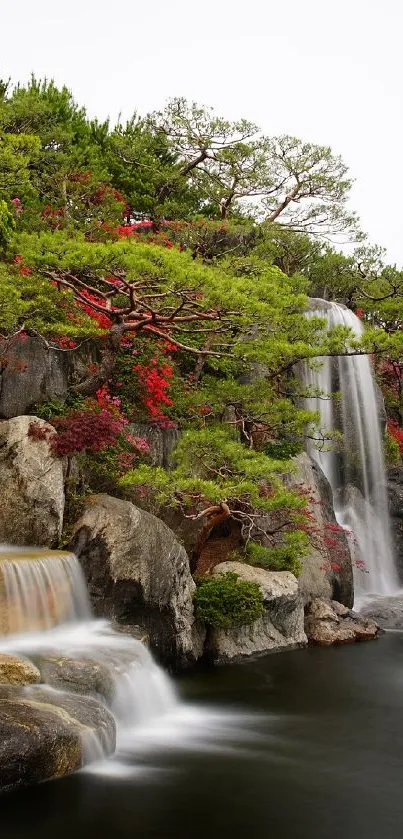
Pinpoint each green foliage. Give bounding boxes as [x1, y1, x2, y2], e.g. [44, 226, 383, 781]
[2, 73, 403, 576]
[240, 531, 309, 576]
[121, 426, 304, 514]
[263, 440, 304, 460]
[384, 429, 401, 466]
[0, 200, 14, 253]
[0, 262, 102, 338]
[194, 572, 264, 628]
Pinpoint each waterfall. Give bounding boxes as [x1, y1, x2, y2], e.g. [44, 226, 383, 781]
[0, 548, 91, 633]
[0, 548, 176, 765]
[303, 299, 399, 603]
[0, 548, 254, 777]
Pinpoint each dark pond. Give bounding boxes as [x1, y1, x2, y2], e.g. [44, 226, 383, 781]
[3, 632, 403, 839]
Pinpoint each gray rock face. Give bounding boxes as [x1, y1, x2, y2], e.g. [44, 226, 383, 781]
[0, 336, 98, 419]
[209, 562, 307, 662]
[128, 422, 179, 468]
[286, 453, 354, 607]
[0, 684, 116, 792]
[386, 467, 403, 582]
[0, 416, 65, 546]
[305, 598, 379, 645]
[70, 494, 204, 668]
[360, 595, 403, 629]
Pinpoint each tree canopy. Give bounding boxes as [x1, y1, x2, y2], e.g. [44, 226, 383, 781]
[1, 73, 403, 576]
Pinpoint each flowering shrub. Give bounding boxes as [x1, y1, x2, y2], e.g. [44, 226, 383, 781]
[387, 420, 403, 455]
[133, 358, 174, 423]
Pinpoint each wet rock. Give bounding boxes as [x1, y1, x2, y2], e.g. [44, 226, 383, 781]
[386, 468, 403, 583]
[0, 416, 65, 547]
[0, 654, 41, 685]
[111, 623, 150, 644]
[208, 562, 307, 662]
[37, 655, 115, 703]
[0, 684, 116, 792]
[70, 494, 205, 668]
[286, 454, 354, 607]
[305, 598, 379, 645]
[360, 595, 403, 630]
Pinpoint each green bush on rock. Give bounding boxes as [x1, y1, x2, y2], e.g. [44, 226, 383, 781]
[194, 572, 264, 628]
[240, 532, 308, 576]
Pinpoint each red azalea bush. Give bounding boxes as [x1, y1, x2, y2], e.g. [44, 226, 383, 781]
[133, 357, 174, 423]
[387, 419, 403, 454]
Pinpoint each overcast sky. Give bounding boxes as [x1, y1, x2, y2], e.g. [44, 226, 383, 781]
[2, 0, 402, 264]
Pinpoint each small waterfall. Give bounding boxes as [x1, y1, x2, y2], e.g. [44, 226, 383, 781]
[0, 548, 259, 779]
[0, 548, 177, 768]
[0, 548, 91, 634]
[303, 299, 398, 602]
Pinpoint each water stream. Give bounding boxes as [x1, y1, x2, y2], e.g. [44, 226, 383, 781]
[302, 299, 399, 604]
[2, 634, 403, 839]
[0, 548, 256, 774]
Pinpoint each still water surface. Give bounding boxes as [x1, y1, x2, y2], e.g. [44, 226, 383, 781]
[3, 632, 403, 839]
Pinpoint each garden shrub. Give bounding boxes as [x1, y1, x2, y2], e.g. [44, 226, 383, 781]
[194, 572, 264, 628]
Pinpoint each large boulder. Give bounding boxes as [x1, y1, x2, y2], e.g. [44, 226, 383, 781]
[286, 453, 354, 607]
[0, 416, 65, 547]
[0, 336, 98, 419]
[70, 494, 204, 668]
[208, 561, 307, 662]
[305, 598, 379, 645]
[0, 684, 115, 793]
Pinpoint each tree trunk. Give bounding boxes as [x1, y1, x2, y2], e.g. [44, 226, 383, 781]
[190, 503, 231, 573]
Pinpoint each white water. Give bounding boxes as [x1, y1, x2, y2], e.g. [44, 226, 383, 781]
[303, 299, 399, 603]
[0, 549, 260, 775]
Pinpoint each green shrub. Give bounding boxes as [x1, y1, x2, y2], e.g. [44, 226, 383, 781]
[263, 440, 303, 460]
[241, 532, 308, 576]
[194, 572, 264, 628]
[384, 429, 401, 465]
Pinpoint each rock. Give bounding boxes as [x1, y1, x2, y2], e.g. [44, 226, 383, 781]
[0, 654, 41, 685]
[330, 600, 350, 617]
[37, 655, 115, 703]
[0, 684, 116, 792]
[128, 422, 180, 468]
[305, 598, 379, 645]
[386, 468, 403, 583]
[360, 595, 403, 629]
[286, 453, 354, 607]
[0, 416, 65, 547]
[0, 336, 99, 419]
[111, 623, 150, 644]
[209, 561, 307, 661]
[70, 494, 205, 668]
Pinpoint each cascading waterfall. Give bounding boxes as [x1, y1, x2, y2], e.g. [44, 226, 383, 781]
[0, 548, 91, 633]
[303, 299, 399, 603]
[0, 548, 253, 775]
[0, 547, 176, 765]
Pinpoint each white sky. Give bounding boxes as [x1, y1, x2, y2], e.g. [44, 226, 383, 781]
[2, 0, 402, 264]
